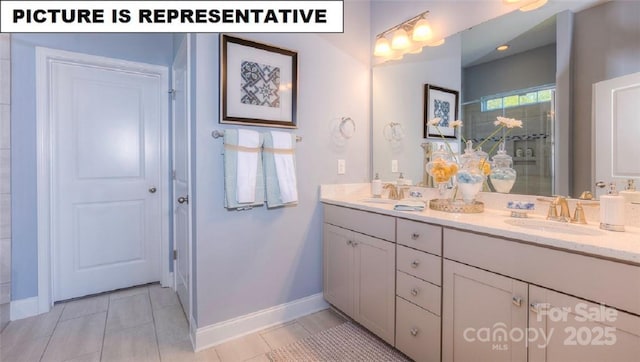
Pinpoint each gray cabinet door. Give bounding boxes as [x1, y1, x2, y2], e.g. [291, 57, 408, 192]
[529, 285, 640, 362]
[353, 232, 396, 345]
[323, 224, 354, 316]
[443, 260, 528, 362]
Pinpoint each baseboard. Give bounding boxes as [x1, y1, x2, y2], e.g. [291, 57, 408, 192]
[11, 296, 40, 321]
[193, 292, 329, 351]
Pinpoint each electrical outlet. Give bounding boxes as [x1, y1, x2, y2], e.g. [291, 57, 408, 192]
[391, 160, 398, 173]
[337, 159, 346, 175]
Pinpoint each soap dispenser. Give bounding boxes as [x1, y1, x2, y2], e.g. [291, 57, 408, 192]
[397, 172, 405, 186]
[599, 182, 625, 232]
[372, 173, 382, 198]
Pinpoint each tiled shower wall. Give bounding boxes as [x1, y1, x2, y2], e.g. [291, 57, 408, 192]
[0, 33, 10, 331]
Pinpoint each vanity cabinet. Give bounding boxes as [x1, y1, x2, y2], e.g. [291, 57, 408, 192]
[322, 200, 640, 361]
[323, 205, 396, 345]
[443, 228, 640, 362]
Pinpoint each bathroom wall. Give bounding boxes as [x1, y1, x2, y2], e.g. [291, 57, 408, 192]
[572, 1, 640, 194]
[0, 33, 11, 331]
[10, 34, 174, 300]
[463, 44, 557, 103]
[191, 0, 371, 327]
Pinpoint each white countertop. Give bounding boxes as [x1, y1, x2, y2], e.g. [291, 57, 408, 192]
[320, 184, 640, 265]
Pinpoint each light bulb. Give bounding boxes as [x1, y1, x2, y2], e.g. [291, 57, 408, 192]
[412, 18, 433, 42]
[391, 28, 411, 50]
[374, 37, 392, 57]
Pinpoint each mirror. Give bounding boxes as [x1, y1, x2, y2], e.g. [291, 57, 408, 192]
[372, 1, 623, 197]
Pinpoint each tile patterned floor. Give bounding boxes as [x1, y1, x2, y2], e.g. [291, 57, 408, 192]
[0, 284, 349, 362]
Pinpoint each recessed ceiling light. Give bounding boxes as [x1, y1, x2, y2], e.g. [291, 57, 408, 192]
[497, 44, 510, 51]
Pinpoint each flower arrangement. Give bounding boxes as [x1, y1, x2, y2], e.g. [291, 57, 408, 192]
[426, 115, 523, 200]
[425, 117, 463, 192]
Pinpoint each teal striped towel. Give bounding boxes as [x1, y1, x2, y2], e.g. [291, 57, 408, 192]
[394, 200, 426, 211]
[263, 131, 298, 208]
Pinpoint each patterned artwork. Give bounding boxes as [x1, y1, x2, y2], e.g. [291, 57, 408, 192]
[240, 61, 281, 108]
[434, 99, 450, 127]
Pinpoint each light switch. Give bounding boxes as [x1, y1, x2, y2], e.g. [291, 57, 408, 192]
[391, 160, 398, 173]
[337, 159, 346, 175]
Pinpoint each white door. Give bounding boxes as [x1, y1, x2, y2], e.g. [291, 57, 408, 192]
[50, 52, 166, 301]
[594, 71, 640, 198]
[172, 37, 191, 318]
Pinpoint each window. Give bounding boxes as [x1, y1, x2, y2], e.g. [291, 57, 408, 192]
[481, 87, 554, 112]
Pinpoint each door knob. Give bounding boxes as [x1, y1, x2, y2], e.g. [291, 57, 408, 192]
[595, 181, 606, 189]
[148, 186, 157, 193]
[177, 196, 189, 204]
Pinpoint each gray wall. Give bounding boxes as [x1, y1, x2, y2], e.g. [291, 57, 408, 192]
[10, 34, 174, 300]
[572, 1, 640, 195]
[192, 0, 371, 327]
[463, 44, 557, 102]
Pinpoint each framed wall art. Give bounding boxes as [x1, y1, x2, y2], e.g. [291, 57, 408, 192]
[220, 35, 298, 128]
[424, 84, 459, 138]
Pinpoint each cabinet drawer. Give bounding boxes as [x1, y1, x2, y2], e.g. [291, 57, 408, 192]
[396, 297, 441, 362]
[397, 271, 441, 315]
[397, 245, 441, 286]
[397, 218, 441, 255]
[324, 204, 395, 242]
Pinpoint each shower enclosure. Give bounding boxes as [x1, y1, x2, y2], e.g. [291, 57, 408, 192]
[462, 86, 555, 196]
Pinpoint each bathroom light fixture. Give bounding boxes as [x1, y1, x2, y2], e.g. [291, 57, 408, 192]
[391, 28, 411, 50]
[374, 36, 392, 57]
[374, 10, 441, 60]
[497, 44, 510, 51]
[412, 18, 433, 42]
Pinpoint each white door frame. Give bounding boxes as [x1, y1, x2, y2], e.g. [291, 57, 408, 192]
[171, 34, 193, 330]
[36, 47, 171, 314]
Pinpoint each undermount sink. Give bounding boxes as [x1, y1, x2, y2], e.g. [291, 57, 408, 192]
[359, 197, 397, 204]
[504, 218, 604, 236]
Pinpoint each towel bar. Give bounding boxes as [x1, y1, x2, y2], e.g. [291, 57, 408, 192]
[212, 129, 302, 142]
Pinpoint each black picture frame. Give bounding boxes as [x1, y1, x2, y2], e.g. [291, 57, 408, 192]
[220, 35, 298, 128]
[424, 84, 459, 139]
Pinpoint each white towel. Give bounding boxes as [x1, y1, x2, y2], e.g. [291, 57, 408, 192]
[271, 131, 298, 203]
[236, 129, 260, 203]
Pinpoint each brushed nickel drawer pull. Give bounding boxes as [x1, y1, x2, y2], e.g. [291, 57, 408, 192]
[410, 328, 419, 337]
[411, 260, 420, 268]
[411, 288, 419, 296]
[512, 296, 522, 307]
[411, 233, 420, 240]
[530, 302, 550, 314]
